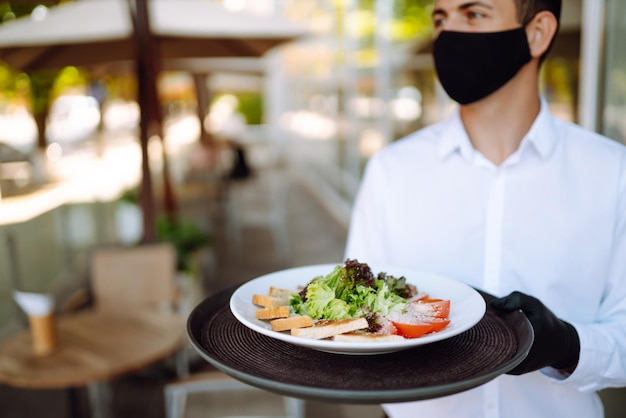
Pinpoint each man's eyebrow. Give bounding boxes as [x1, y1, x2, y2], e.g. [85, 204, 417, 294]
[458, 1, 494, 11]
[432, 1, 494, 17]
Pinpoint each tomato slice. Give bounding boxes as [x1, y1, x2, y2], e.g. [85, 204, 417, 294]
[415, 299, 450, 319]
[391, 322, 434, 339]
[426, 318, 450, 333]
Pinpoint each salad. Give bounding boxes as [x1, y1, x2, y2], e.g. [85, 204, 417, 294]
[288, 259, 451, 339]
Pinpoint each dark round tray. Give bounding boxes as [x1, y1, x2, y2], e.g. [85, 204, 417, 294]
[187, 286, 533, 404]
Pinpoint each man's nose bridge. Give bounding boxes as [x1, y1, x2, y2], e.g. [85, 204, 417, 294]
[441, 13, 465, 31]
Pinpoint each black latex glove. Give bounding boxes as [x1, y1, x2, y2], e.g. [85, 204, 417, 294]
[491, 291, 580, 375]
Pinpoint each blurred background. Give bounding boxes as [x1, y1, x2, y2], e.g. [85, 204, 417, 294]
[0, 0, 625, 417]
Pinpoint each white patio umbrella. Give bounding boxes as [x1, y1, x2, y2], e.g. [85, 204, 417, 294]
[0, 0, 309, 242]
[0, 0, 307, 70]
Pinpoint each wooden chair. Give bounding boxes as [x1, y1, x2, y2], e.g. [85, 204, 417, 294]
[89, 243, 189, 377]
[90, 243, 178, 313]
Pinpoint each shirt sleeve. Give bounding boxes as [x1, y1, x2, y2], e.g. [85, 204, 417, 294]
[557, 153, 626, 392]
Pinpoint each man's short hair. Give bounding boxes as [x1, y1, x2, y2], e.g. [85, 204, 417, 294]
[514, 0, 562, 26]
[514, 0, 562, 61]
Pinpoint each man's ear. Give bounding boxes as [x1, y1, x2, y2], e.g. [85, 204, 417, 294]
[525, 11, 559, 58]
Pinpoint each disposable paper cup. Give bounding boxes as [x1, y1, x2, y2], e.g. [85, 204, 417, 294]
[28, 313, 57, 356]
[13, 291, 58, 356]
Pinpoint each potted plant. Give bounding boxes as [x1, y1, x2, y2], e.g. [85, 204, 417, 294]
[115, 187, 142, 244]
[115, 186, 212, 272]
[155, 215, 211, 276]
[156, 215, 212, 316]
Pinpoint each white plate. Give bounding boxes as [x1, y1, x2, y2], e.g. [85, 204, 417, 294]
[229, 263, 486, 355]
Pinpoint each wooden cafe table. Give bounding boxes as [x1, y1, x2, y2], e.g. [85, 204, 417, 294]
[0, 308, 185, 418]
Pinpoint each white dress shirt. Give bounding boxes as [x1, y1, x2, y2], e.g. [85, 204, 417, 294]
[345, 99, 626, 418]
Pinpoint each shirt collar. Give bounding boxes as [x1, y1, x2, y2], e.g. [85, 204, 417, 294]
[435, 108, 474, 160]
[521, 96, 559, 160]
[435, 96, 559, 162]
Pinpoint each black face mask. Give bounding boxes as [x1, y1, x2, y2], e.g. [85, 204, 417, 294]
[433, 27, 532, 105]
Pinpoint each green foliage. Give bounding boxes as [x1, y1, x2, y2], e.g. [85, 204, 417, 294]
[0, 2, 11, 22]
[0, 1, 61, 23]
[0, 62, 15, 102]
[156, 216, 211, 274]
[391, 0, 435, 41]
[0, 4, 90, 117]
[27, 69, 60, 116]
[334, 0, 433, 42]
[235, 93, 264, 125]
[51, 66, 89, 98]
[118, 187, 139, 205]
[105, 75, 136, 102]
[24, 66, 89, 116]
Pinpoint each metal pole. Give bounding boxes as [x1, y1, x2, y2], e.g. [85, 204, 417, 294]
[578, 0, 606, 132]
[342, 0, 361, 185]
[375, 0, 394, 145]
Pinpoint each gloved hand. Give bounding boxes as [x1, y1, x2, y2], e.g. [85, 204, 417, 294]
[491, 291, 580, 375]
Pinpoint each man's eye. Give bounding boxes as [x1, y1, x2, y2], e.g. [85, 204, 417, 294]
[432, 16, 446, 28]
[467, 11, 485, 20]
